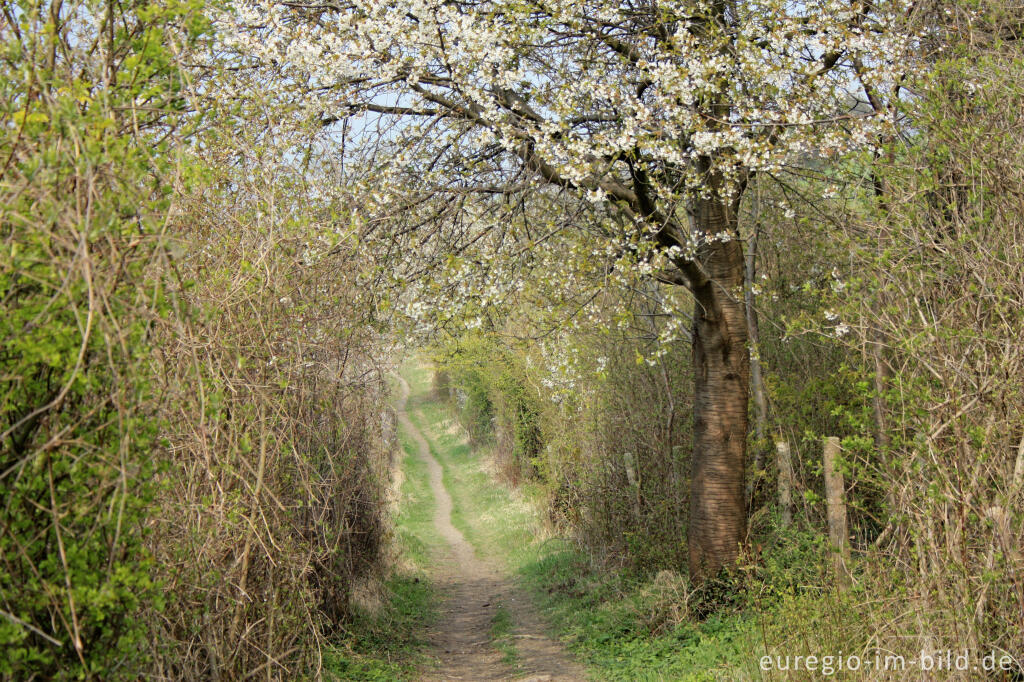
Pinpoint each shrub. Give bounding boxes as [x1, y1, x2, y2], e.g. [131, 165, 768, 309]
[0, 4, 392, 678]
[1, 3, 202, 676]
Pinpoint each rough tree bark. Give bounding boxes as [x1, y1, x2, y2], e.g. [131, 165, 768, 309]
[686, 195, 750, 578]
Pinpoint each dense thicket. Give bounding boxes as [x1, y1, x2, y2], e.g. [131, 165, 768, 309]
[837, 3, 1024, 655]
[0, 3, 390, 678]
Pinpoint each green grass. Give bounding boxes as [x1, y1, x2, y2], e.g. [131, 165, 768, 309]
[490, 605, 519, 666]
[518, 549, 763, 681]
[322, 378, 441, 680]
[331, 360, 888, 681]
[401, 360, 767, 681]
[402, 363, 539, 568]
[323, 575, 434, 681]
[394, 427, 445, 569]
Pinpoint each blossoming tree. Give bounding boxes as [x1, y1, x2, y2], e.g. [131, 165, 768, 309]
[220, 0, 912, 577]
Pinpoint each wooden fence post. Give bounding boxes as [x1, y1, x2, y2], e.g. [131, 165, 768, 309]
[823, 436, 850, 588]
[776, 441, 793, 528]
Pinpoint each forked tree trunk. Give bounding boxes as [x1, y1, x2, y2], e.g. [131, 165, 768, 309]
[687, 197, 750, 580]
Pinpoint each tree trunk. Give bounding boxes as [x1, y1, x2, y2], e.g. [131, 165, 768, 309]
[744, 225, 769, 503]
[687, 196, 750, 579]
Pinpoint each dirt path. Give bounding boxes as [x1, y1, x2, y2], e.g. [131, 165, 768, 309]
[396, 377, 588, 682]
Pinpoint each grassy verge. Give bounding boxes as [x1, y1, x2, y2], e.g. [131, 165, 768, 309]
[323, 382, 440, 680]
[519, 549, 763, 681]
[402, 361, 766, 681]
[323, 574, 434, 681]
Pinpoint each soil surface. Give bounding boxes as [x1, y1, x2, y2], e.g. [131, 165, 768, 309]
[397, 377, 588, 682]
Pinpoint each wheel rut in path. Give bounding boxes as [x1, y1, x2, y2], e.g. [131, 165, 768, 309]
[396, 376, 587, 682]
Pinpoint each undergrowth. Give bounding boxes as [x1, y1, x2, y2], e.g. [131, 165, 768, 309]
[521, 549, 762, 681]
[323, 388, 440, 680]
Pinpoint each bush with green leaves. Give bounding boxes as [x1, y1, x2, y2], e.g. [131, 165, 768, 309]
[1, 2, 392, 679]
[0, 2, 207, 676]
[835, 10, 1024, 656]
[435, 336, 543, 482]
